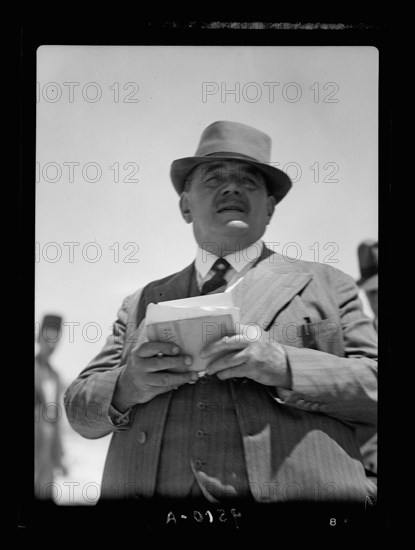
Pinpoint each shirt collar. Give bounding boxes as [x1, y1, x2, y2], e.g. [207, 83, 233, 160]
[195, 240, 264, 278]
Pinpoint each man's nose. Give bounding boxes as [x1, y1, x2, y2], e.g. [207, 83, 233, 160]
[220, 180, 241, 195]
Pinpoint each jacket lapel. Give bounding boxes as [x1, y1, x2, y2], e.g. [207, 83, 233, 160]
[148, 262, 197, 304]
[232, 250, 313, 330]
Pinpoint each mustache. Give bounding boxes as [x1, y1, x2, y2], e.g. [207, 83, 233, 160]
[215, 198, 249, 212]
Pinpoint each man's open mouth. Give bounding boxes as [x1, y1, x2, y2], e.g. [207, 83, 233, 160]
[217, 205, 246, 213]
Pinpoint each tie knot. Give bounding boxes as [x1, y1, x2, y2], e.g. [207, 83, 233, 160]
[200, 258, 231, 295]
[212, 258, 230, 273]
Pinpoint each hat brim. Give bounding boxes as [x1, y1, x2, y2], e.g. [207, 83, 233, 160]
[170, 155, 292, 205]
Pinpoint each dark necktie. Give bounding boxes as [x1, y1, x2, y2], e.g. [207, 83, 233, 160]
[201, 258, 231, 295]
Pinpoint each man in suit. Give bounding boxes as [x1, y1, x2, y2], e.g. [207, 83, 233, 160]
[64, 121, 377, 503]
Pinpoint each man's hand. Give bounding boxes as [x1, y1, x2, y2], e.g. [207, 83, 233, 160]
[112, 342, 198, 411]
[200, 324, 291, 389]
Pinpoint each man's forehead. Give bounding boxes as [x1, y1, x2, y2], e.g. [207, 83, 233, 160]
[192, 160, 264, 178]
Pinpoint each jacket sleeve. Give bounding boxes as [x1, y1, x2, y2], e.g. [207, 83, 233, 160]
[274, 268, 377, 434]
[64, 292, 140, 439]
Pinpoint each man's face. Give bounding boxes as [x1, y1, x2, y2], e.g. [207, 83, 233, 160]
[179, 160, 275, 253]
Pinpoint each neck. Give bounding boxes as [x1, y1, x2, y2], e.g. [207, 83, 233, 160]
[199, 238, 260, 257]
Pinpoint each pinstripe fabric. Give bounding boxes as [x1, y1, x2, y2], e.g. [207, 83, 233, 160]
[64, 248, 378, 502]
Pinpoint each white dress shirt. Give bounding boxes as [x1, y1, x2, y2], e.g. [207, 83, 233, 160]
[195, 239, 264, 291]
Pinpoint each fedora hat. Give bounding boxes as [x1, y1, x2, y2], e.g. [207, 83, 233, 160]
[357, 240, 378, 286]
[170, 121, 292, 204]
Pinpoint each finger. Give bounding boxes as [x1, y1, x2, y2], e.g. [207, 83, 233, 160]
[145, 355, 194, 373]
[150, 384, 185, 398]
[215, 364, 251, 380]
[206, 350, 248, 375]
[147, 370, 199, 388]
[221, 333, 261, 346]
[137, 341, 182, 358]
[191, 467, 238, 499]
[200, 335, 249, 359]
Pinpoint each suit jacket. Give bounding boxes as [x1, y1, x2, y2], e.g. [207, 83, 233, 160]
[64, 248, 378, 502]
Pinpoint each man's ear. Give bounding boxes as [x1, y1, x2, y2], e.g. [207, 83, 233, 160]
[266, 195, 276, 224]
[180, 192, 193, 223]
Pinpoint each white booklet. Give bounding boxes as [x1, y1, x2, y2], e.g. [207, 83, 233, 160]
[145, 282, 241, 376]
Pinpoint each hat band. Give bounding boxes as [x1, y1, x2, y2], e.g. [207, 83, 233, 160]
[203, 151, 261, 163]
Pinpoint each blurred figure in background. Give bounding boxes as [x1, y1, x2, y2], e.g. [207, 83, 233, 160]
[357, 240, 378, 328]
[357, 241, 378, 481]
[35, 314, 67, 499]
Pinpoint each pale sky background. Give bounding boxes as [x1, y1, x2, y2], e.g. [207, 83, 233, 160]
[35, 46, 378, 502]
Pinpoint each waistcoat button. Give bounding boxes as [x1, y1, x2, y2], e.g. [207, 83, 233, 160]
[137, 431, 147, 444]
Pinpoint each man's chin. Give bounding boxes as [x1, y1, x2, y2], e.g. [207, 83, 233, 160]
[224, 219, 250, 230]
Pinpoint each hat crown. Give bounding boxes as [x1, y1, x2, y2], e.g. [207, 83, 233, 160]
[41, 314, 63, 330]
[195, 121, 271, 164]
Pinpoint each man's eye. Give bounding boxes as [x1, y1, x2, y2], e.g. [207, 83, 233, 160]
[241, 178, 258, 189]
[205, 175, 221, 184]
